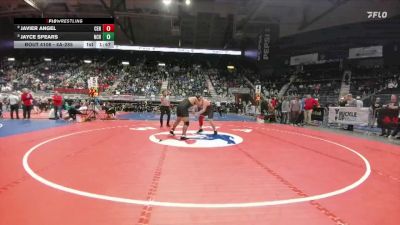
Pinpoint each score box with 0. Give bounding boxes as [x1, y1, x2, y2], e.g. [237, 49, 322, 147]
[103, 24, 114, 32]
[103, 32, 114, 41]
[93, 33, 114, 41]
[93, 24, 115, 32]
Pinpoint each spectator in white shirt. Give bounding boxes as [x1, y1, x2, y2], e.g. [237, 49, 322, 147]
[388, 81, 395, 89]
[281, 97, 290, 124]
[8, 92, 20, 119]
[215, 101, 222, 117]
[356, 96, 363, 108]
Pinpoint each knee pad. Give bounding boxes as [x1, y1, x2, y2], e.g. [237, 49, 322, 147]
[184, 121, 190, 126]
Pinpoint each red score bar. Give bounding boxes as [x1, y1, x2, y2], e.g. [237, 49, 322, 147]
[102, 24, 114, 32]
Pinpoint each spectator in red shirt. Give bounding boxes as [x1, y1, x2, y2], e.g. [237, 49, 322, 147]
[304, 94, 318, 125]
[52, 91, 63, 119]
[21, 88, 33, 119]
[270, 96, 278, 109]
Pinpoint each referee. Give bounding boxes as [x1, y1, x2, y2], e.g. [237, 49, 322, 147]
[160, 90, 171, 128]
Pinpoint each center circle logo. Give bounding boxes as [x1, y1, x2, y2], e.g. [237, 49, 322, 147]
[149, 131, 243, 148]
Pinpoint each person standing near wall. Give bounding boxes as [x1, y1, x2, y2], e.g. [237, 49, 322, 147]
[370, 97, 382, 128]
[345, 94, 357, 131]
[52, 91, 63, 120]
[281, 96, 290, 124]
[304, 95, 318, 125]
[381, 94, 399, 137]
[215, 100, 222, 117]
[8, 92, 20, 119]
[21, 89, 33, 119]
[356, 96, 363, 108]
[290, 96, 301, 125]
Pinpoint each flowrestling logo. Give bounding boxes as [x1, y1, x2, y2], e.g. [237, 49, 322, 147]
[367, 11, 388, 19]
[149, 131, 243, 148]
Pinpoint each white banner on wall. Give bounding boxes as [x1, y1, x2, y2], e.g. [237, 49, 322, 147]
[290, 53, 318, 66]
[328, 107, 370, 125]
[348, 45, 383, 59]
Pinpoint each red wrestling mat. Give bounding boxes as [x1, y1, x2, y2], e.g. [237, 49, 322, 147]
[0, 120, 399, 225]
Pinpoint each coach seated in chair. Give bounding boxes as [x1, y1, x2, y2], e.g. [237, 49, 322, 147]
[103, 102, 116, 119]
[64, 102, 84, 121]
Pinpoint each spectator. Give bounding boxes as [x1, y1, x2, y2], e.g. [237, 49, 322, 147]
[339, 97, 347, 107]
[345, 94, 357, 131]
[67, 102, 83, 121]
[388, 110, 400, 140]
[356, 96, 363, 108]
[370, 97, 381, 127]
[290, 96, 301, 125]
[103, 102, 116, 119]
[8, 92, 20, 119]
[241, 100, 247, 114]
[52, 91, 63, 120]
[297, 96, 306, 125]
[21, 88, 33, 119]
[281, 96, 290, 124]
[380, 94, 399, 137]
[215, 101, 222, 117]
[270, 97, 278, 109]
[266, 99, 277, 122]
[39, 97, 49, 112]
[304, 94, 318, 125]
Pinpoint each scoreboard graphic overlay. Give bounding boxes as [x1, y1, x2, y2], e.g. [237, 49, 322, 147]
[14, 18, 115, 49]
